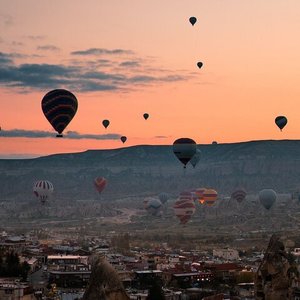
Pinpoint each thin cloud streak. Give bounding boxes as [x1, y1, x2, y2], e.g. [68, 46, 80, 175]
[71, 48, 133, 56]
[37, 45, 60, 52]
[0, 129, 121, 140]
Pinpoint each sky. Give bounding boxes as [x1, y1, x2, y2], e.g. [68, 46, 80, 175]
[0, 0, 299, 158]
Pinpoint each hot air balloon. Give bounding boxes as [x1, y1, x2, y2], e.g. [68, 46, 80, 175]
[275, 116, 287, 131]
[189, 16, 197, 26]
[190, 149, 201, 168]
[94, 177, 107, 194]
[173, 191, 196, 224]
[259, 189, 277, 210]
[231, 189, 247, 203]
[203, 189, 218, 206]
[120, 136, 127, 143]
[144, 198, 162, 216]
[41, 89, 78, 137]
[33, 180, 54, 204]
[212, 141, 218, 145]
[195, 187, 206, 204]
[158, 192, 169, 204]
[102, 119, 110, 129]
[143, 113, 149, 120]
[173, 138, 197, 168]
[197, 62, 203, 69]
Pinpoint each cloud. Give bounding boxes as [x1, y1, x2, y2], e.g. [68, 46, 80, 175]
[71, 48, 133, 56]
[11, 41, 24, 46]
[0, 52, 13, 65]
[154, 135, 169, 139]
[0, 129, 121, 140]
[26, 35, 45, 40]
[0, 50, 189, 92]
[37, 45, 60, 52]
[119, 61, 140, 67]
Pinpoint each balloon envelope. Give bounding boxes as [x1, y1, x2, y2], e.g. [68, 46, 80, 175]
[102, 119, 110, 129]
[94, 177, 107, 194]
[41, 89, 78, 137]
[231, 189, 247, 203]
[195, 187, 206, 204]
[197, 62, 203, 69]
[190, 149, 201, 168]
[143, 113, 149, 120]
[173, 138, 197, 168]
[121, 136, 127, 143]
[33, 180, 54, 204]
[158, 192, 169, 204]
[259, 189, 277, 210]
[173, 191, 196, 224]
[275, 116, 287, 131]
[189, 16, 197, 26]
[145, 198, 162, 216]
[203, 189, 218, 206]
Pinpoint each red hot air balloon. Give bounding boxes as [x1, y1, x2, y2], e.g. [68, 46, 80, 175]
[173, 191, 196, 224]
[94, 177, 107, 194]
[41, 89, 78, 137]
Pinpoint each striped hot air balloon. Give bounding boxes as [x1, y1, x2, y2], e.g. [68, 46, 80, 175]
[94, 177, 107, 194]
[41, 89, 78, 137]
[158, 192, 169, 204]
[195, 188, 206, 204]
[173, 191, 196, 224]
[33, 180, 54, 204]
[203, 189, 218, 206]
[231, 189, 247, 203]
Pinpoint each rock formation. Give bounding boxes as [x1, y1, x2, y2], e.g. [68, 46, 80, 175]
[82, 255, 130, 300]
[255, 234, 298, 299]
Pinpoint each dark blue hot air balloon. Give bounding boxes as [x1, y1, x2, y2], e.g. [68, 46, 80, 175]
[41, 89, 78, 137]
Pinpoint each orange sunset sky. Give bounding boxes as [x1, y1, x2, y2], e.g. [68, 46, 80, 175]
[0, 0, 299, 158]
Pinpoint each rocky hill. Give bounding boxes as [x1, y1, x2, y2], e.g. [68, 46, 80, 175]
[0, 140, 300, 218]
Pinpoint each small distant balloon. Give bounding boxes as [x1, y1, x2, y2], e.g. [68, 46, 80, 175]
[259, 189, 277, 210]
[102, 119, 110, 129]
[189, 16, 197, 26]
[231, 189, 247, 203]
[212, 141, 218, 145]
[33, 180, 54, 205]
[275, 116, 287, 131]
[121, 136, 127, 143]
[143, 113, 149, 120]
[158, 192, 169, 204]
[94, 177, 107, 194]
[197, 62, 203, 69]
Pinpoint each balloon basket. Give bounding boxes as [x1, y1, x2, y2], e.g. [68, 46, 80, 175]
[56, 134, 63, 138]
